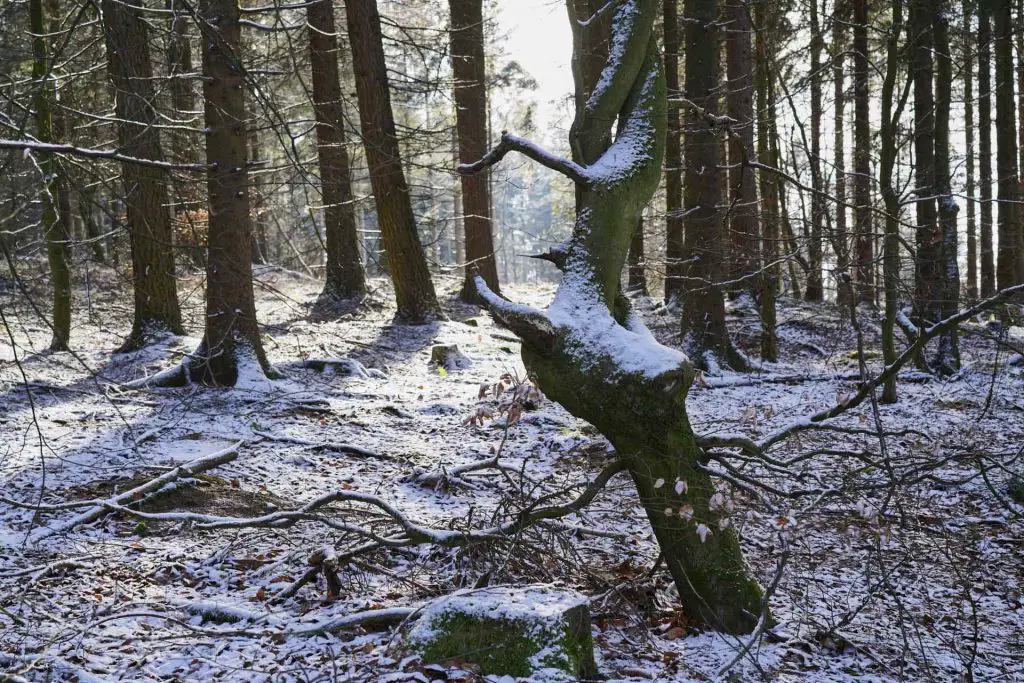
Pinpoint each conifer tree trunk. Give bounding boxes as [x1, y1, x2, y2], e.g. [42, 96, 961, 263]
[194, 0, 269, 383]
[964, 0, 977, 300]
[852, 0, 873, 304]
[450, 0, 500, 302]
[680, 0, 747, 370]
[463, 0, 765, 632]
[806, 0, 824, 301]
[879, 0, 904, 403]
[978, 6, 995, 297]
[832, 1, 852, 305]
[102, 0, 185, 349]
[344, 0, 439, 321]
[308, 0, 366, 306]
[663, 0, 684, 304]
[932, 6, 960, 371]
[30, 0, 71, 351]
[755, 3, 778, 362]
[994, 0, 1023, 290]
[910, 0, 939, 366]
[724, 0, 758, 298]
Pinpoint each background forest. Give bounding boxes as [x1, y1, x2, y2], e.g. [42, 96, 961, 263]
[1, 0, 1024, 681]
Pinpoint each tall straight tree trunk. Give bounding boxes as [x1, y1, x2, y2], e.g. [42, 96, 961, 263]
[979, 6, 995, 297]
[680, 0, 747, 370]
[344, 0, 439, 321]
[191, 0, 269, 383]
[628, 217, 649, 295]
[911, 0, 939, 370]
[308, 0, 366, 307]
[663, 0, 684, 304]
[964, 0, 977, 300]
[995, 0, 1022, 290]
[30, 0, 70, 351]
[932, 6, 960, 371]
[832, 1, 852, 305]
[852, 0, 873, 304]
[248, 124, 268, 266]
[464, 0, 765, 633]
[102, 0, 184, 349]
[755, 3, 778, 362]
[879, 0, 905, 403]
[806, 0, 825, 301]
[724, 0, 759, 297]
[449, 0, 500, 302]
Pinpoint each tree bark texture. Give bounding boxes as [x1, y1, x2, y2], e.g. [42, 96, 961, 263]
[102, 0, 184, 349]
[450, 0, 500, 302]
[345, 0, 439, 320]
[308, 0, 367, 305]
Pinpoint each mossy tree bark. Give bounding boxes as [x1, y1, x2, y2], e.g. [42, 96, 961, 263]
[449, 0, 500, 303]
[102, 0, 185, 350]
[344, 0, 439, 321]
[308, 0, 366, 307]
[679, 0, 748, 371]
[30, 0, 71, 351]
[628, 216, 649, 295]
[463, 0, 765, 633]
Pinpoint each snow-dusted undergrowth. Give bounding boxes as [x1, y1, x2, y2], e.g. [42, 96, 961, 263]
[1, 268, 1022, 681]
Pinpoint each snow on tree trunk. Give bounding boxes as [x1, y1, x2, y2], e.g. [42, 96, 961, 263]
[462, 0, 765, 633]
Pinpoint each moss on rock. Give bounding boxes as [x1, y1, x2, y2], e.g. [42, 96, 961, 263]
[406, 586, 597, 680]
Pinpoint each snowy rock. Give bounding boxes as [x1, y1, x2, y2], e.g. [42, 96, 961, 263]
[405, 585, 597, 680]
[430, 344, 472, 372]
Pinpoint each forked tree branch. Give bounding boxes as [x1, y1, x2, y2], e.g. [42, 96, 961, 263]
[458, 131, 591, 186]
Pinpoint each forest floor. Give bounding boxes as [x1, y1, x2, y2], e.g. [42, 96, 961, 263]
[1, 264, 1023, 682]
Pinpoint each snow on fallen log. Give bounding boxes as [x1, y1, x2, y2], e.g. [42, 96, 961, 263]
[26, 441, 242, 543]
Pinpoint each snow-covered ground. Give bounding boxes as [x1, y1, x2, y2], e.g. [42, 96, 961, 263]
[1, 266, 1023, 682]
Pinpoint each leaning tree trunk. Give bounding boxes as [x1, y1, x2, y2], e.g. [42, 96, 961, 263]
[932, 6, 960, 372]
[450, 0, 500, 302]
[978, 6, 995, 297]
[461, 0, 765, 634]
[102, 0, 185, 350]
[994, 0, 1022, 291]
[663, 0, 684, 305]
[852, 0, 873, 304]
[344, 0, 439, 321]
[724, 0, 759, 298]
[30, 0, 71, 351]
[679, 0, 747, 370]
[308, 0, 366, 307]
